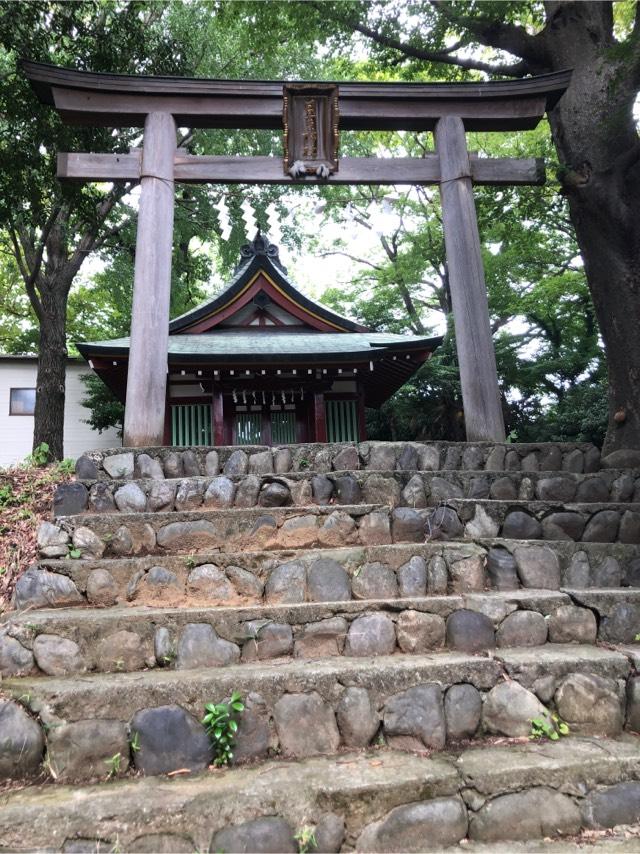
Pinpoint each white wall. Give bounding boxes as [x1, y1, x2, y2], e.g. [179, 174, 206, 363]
[0, 360, 121, 467]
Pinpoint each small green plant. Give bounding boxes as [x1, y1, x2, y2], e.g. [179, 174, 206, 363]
[25, 442, 51, 467]
[295, 826, 317, 854]
[57, 458, 76, 475]
[185, 555, 197, 569]
[298, 457, 310, 470]
[129, 731, 141, 753]
[0, 484, 14, 507]
[202, 691, 244, 767]
[68, 546, 82, 559]
[634, 633, 640, 642]
[104, 752, 122, 779]
[530, 713, 570, 741]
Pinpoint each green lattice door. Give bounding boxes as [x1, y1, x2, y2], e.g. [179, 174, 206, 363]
[235, 412, 262, 445]
[326, 399, 359, 443]
[171, 404, 212, 446]
[270, 409, 296, 444]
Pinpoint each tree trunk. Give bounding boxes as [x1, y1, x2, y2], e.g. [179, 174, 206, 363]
[538, 3, 640, 454]
[32, 284, 69, 460]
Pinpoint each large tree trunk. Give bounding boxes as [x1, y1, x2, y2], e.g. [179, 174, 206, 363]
[538, 3, 640, 454]
[32, 284, 69, 460]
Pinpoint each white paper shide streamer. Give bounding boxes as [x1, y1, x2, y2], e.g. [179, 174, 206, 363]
[215, 196, 232, 241]
[241, 198, 258, 238]
[266, 202, 283, 244]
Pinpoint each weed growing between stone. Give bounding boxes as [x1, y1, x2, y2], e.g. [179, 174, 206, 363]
[529, 713, 570, 741]
[104, 753, 122, 779]
[203, 692, 245, 767]
[295, 826, 317, 853]
[129, 731, 141, 754]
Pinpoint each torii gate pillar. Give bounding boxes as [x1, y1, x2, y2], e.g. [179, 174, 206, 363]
[435, 116, 505, 442]
[123, 112, 176, 448]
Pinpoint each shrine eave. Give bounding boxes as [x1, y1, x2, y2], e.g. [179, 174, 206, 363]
[21, 61, 572, 131]
[76, 331, 442, 364]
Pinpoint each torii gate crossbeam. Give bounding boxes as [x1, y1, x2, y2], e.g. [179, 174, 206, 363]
[22, 61, 571, 448]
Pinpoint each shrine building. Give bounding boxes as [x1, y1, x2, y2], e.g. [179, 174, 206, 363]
[78, 233, 441, 447]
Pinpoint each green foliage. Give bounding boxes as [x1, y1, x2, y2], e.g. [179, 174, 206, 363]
[0, 484, 15, 508]
[56, 459, 76, 476]
[67, 546, 82, 560]
[202, 691, 245, 767]
[104, 752, 122, 779]
[295, 827, 317, 854]
[129, 731, 141, 753]
[79, 373, 125, 437]
[24, 443, 51, 468]
[530, 714, 570, 742]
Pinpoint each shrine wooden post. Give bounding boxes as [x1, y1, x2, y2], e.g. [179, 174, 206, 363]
[23, 61, 571, 447]
[123, 112, 176, 447]
[435, 116, 505, 442]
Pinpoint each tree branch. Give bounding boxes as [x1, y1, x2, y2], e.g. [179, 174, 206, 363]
[7, 205, 62, 321]
[320, 4, 530, 76]
[68, 184, 130, 277]
[432, 0, 545, 69]
[317, 250, 383, 271]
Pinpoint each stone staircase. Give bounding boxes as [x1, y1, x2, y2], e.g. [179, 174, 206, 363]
[1, 440, 640, 852]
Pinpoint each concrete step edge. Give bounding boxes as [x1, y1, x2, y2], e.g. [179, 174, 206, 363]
[0, 737, 638, 852]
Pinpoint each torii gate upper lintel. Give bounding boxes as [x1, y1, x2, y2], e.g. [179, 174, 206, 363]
[22, 60, 571, 448]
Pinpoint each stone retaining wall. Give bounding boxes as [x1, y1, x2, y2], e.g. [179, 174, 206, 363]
[1, 647, 636, 783]
[37, 502, 640, 568]
[0, 741, 638, 851]
[17, 539, 640, 613]
[77, 440, 600, 481]
[55, 468, 640, 518]
[4, 590, 639, 678]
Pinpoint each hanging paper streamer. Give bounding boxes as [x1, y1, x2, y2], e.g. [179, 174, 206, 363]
[266, 202, 283, 245]
[241, 198, 258, 238]
[216, 195, 232, 241]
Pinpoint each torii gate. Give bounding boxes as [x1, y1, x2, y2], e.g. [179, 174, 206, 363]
[23, 61, 570, 448]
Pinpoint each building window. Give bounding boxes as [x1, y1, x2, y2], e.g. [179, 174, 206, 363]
[9, 388, 36, 416]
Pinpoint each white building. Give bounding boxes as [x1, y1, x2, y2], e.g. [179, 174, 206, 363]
[0, 355, 121, 468]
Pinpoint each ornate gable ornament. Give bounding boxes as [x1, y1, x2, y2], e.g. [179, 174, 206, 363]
[238, 232, 287, 273]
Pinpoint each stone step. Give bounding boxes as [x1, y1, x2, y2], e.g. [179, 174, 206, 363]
[17, 539, 640, 612]
[57, 467, 640, 518]
[1, 644, 636, 782]
[38, 501, 640, 570]
[1, 738, 639, 851]
[77, 439, 601, 482]
[4, 590, 639, 679]
[0, 590, 588, 676]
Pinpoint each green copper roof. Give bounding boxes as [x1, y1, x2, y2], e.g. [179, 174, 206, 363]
[79, 331, 440, 363]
